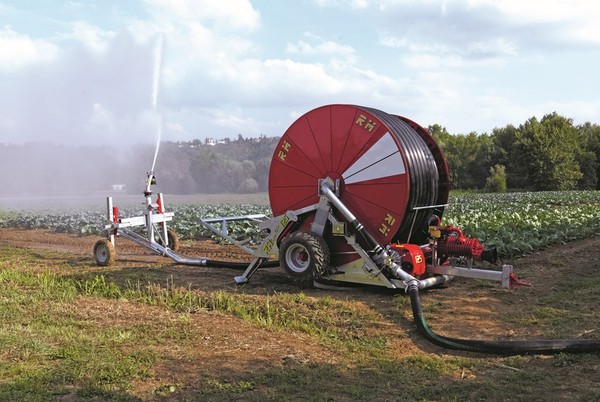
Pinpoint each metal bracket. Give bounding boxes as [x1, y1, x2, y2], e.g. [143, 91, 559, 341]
[200, 214, 268, 254]
[234, 257, 270, 284]
[311, 196, 331, 237]
[104, 194, 174, 247]
[427, 263, 514, 288]
[232, 210, 299, 283]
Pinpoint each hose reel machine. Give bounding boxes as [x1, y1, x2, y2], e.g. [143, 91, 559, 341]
[233, 104, 505, 289]
[95, 104, 600, 354]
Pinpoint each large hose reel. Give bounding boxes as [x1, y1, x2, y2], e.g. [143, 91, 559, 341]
[268, 104, 449, 267]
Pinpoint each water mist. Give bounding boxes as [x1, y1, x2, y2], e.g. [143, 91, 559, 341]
[150, 34, 164, 174]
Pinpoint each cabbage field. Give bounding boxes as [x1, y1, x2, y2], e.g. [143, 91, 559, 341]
[1, 191, 599, 259]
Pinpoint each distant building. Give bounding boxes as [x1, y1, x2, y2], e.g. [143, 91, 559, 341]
[205, 138, 229, 146]
[112, 184, 126, 191]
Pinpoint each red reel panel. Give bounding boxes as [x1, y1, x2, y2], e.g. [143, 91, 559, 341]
[269, 105, 412, 251]
[269, 104, 444, 266]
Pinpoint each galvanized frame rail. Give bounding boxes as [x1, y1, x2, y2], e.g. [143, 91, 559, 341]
[100, 178, 513, 289]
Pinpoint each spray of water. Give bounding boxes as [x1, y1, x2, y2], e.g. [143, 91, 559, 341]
[150, 34, 164, 174]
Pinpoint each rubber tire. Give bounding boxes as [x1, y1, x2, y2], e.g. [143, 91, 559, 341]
[157, 228, 180, 251]
[279, 231, 330, 287]
[93, 239, 116, 266]
[166, 228, 180, 251]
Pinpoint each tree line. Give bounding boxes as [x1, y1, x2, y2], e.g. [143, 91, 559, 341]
[429, 113, 600, 192]
[154, 112, 600, 194]
[152, 135, 278, 194]
[1, 113, 598, 197]
[0, 135, 280, 196]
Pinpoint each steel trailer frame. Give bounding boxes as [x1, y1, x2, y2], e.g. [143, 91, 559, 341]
[97, 174, 515, 291]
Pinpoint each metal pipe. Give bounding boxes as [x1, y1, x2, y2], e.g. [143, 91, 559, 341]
[320, 182, 384, 255]
[418, 275, 453, 289]
[320, 182, 356, 222]
[106, 196, 115, 247]
[120, 228, 209, 266]
[163, 248, 209, 266]
[320, 179, 421, 288]
[117, 228, 279, 269]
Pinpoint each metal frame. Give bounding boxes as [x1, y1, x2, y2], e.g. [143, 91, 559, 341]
[100, 174, 514, 290]
[104, 196, 174, 249]
[200, 214, 269, 254]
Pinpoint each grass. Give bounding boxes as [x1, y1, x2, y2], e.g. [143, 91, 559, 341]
[499, 275, 600, 338]
[2, 265, 391, 358]
[1, 244, 600, 400]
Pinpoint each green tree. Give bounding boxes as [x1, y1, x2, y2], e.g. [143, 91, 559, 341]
[255, 157, 271, 191]
[490, 124, 526, 189]
[242, 160, 256, 180]
[513, 113, 583, 191]
[576, 122, 600, 189]
[472, 133, 495, 188]
[428, 125, 492, 190]
[237, 178, 259, 193]
[485, 164, 507, 193]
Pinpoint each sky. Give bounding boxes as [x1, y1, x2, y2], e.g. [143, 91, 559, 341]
[1, 0, 599, 146]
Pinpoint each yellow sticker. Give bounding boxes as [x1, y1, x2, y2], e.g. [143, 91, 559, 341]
[278, 140, 292, 161]
[355, 114, 376, 132]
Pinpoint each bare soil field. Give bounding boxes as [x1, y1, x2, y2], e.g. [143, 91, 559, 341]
[1, 228, 599, 400]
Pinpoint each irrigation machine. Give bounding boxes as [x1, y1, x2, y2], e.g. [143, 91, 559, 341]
[93, 104, 600, 354]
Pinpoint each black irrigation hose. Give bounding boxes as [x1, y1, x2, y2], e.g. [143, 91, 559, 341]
[407, 284, 600, 355]
[362, 107, 439, 245]
[202, 259, 279, 269]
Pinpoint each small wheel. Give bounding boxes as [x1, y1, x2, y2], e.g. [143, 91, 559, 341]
[158, 228, 180, 251]
[93, 239, 115, 266]
[167, 229, 180, 251]
[279, 231, 330, 286]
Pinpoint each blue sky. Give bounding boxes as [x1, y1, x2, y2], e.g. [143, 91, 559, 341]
[1, 0, 599, 145]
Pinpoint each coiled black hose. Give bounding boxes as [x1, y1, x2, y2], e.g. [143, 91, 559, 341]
[363, 107, 440, 245]
[407, 283, 600, 354]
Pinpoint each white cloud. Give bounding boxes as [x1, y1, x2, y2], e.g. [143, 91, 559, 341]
[211, 58, 344, 104]
[310, 0, 369, 9]
[376, 0, 600, 71]
[286, 39, 356, 61]
[143, 0, 261, 31]
[69, 21, 116, 54]
[0, 26, 58, 71]
[383, 33, 516, 68]
[1, 0, 597, 147]
[196, 53, 407, 109]
[126, 0, 260, 99]
[472, 0, 600, 43]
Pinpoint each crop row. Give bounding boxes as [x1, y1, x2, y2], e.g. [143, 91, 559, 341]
[0, 203, 272, 241]
[1, 191, 599, 258]
[443, 191, 600, 257]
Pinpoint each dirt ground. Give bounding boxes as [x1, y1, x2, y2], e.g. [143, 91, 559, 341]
[1, 228, 599, 399]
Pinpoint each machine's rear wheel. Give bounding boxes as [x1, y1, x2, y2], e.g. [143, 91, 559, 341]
[93, 239, 115, 266]
[279, 232, 330, 286]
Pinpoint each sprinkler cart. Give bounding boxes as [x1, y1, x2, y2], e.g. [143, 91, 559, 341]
[94, 104, 600, 354]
